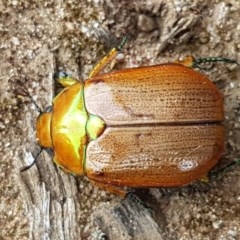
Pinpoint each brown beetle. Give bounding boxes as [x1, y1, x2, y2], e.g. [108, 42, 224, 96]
[23, 38, 238, 196]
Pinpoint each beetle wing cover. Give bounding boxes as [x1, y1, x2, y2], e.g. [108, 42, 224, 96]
[84, 64, 224, 187]
[84, 64, 224, 125]
[85, 125, 224, 187]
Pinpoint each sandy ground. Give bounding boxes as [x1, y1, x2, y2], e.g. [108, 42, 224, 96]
[0, 1, 240, 240]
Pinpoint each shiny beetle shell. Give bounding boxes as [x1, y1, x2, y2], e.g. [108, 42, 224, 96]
[84, 64, 224, 187]
[36, 63, 224, 188]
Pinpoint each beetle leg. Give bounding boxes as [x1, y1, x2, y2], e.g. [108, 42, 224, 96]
[89, 180, 128, 198]
[88, 36, 127, 78]
[57, 72, 79, 87]
[175, 56, 238, 68]
[174, 56, 195, 68]
[210, 158, 240, 179]
[192, 57, 239, 68]
[199, 174, 209, 182]
[199, 158, 240, 182]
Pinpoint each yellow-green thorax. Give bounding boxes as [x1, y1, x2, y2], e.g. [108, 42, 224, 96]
[36, 80, 105, 175]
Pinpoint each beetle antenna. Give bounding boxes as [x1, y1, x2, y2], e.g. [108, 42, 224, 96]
[20, 148, 43, 172]
[17, 83, 42, 114]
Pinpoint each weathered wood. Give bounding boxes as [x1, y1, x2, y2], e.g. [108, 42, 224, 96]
[90, 195, 166, 240]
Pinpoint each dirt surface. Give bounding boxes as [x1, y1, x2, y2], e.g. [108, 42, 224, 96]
[0, 1, 240, 240]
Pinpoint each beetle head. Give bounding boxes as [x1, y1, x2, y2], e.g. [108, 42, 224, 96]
[36, 106, 53, 148]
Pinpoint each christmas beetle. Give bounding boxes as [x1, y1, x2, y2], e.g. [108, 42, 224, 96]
[21, 38, 238, 197]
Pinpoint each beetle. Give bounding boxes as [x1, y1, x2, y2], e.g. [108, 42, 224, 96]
[22, 38, 238, 197]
